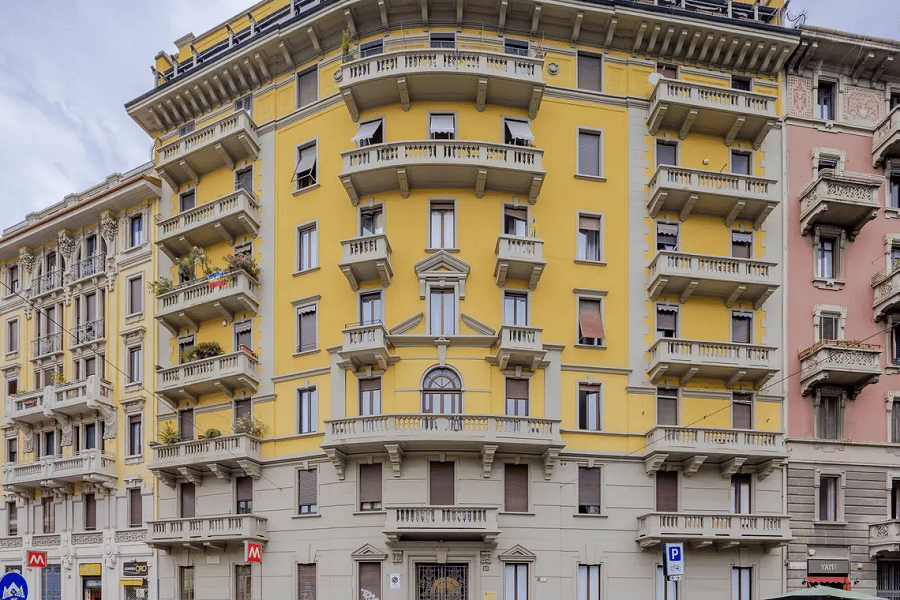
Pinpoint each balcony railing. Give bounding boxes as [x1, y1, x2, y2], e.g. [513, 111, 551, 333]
[339, 140, 544, 205]
[157, 190, 260, 260]
[873, 105, 900, 166]
[648, 338, 777, 389]
[648, 251, 777, 309]
[644, 426, 786, 464]
[338, 322, 396, 371]
[147, 514, 267, 549]
[71, 319, 105, 347]
[7, 376, 114, 425]
[384, 505, 500, 542]
[494, 235, 545, 290]
[339, 45, 544, 119]
[798, 340, 882, 398]
[70, 254, 106, 282]
[799, 173, 882, 241]
[494, 326, 545, 371]
[30, 270, 61, 297]
[873, 264, 900, 321]
[2, 450, 117, 489]
[338, 234, 393, 291]
[149, 434, 261, 482]
[648, 79, 777, 147]
[648, 165, 778, 228]
[636, 512, 791, 549]
[869, 520, 900, 557]
[156, 269, 260, 334]
[157, 351, 260, 401]
[31, 333, 62, 359]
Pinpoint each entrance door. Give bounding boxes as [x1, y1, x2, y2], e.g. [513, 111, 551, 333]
[42, 564, 62, 600]
[417, 564, 468, 600]
[83, 578, 102, 600]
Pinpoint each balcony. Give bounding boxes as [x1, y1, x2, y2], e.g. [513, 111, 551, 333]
[384, 506, 499, 543]
[70, 319, 105, 348]
[339, 46, 544, 121]
[339, 141, 544, 205]
[494, 235, 545, 290]
[30, 270, 61, 299]
[868, 520, 900, 557]
[648, 166, 778, 229]
[493, 326, 545, 371]
[155, 270, 259, 334]
[648, 251, 778, 309]
[873, 106, 900, 167]
[157, 351, 260, 402]
[2, 450, 117, 491]
[647, 79, 777, 148]
[636, 512, 791, 550]
[6, 376, 114, 426]
[157, 190, 260, 261]
[648, 339, 778, 390]
[149, 434, 261, 486]
[30, 333, 62, 359]
[337, 323, 397, 371]
[70, 254, 106, 284]
[338, 234, 393, 291]
[799, 173, 882, 241]
[644, 426, 786, 467]
[157, 111, 260, 187]
[874, 265, 900, 321]
[798, 341, 882, 398]
[147, 514, 267, 550]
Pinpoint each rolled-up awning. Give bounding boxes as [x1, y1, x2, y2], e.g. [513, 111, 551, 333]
[804, 576, 851, 590]
[430, 114, 455, 134]
[505, 120, 535, 143]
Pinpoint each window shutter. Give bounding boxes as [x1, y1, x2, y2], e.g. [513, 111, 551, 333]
[893, 402, 900, 443]
[359, 463, 382, 505]
[732, 399, 752, 430]
[578, 54, 602, 92]
[656, 308, 677, 332]
[579, 215, 601, 231]
[578, 467, 601, 512]
[429, 461, 455, 505]
[298, 69, 317, 106]
[656, 142, 677, 166]
[505, 206, 527, 221]
[358, 563, 381, 600]
[85, 494, 96, 529]
[299, 308, 316, 351]
[578, 132, 600, 177]
[129, 278, 142, 313]
[236, 476, 253, 503]
[181, 483, 196, 518]
[657, 390, 678, 426]
[579, 299, 605, 340]
[129, 488, 143, 527]
[655, 471, 678, 512]
[298, 564, 316, 600]
[360, 378, 380, 392]
[504, 464, 529, 512]
[299, 469, 318, 507]
[731, 314, 751, 344]
[506, 378, 528, 400]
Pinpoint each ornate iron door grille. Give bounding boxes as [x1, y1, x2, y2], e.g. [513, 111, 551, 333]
[417, 564, 468, 600]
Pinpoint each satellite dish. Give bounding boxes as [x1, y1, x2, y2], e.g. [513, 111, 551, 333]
[648, 72, 662, 86]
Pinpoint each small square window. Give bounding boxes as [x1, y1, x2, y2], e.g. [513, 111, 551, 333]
[656, 222, 678, 252]
[819, 313, 840, 341]
[731, 230, 752, 259]
[504, 38, 529, 56]
[731, 312, 752, 344]
[731, 151, 751, 176]
[731, 77, 751, 91]
[360, 292, 382, 326]
[180, 190, 195, 212]
[236, 476, 253, 515]
[234, 320, 252, 353]
[656, 471, 678, 511]
[504, 118, 533, 147]
[656, 140, 678, 167]
[360, 206, 384, 236]
[657, 63, 678, 79]
[504, 206, 527, 237]
[732, 392, 752, 429]
[235, 95, 252, 113]
[178, 121, 195, 137]
[354, 119, 383, 147]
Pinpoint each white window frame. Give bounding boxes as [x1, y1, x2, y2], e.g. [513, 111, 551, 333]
[359, 203, 385, 237]
[811, 147, 845, 179]
[812, 225, 846, 289]
[813, 304, 846, 342]
[656, 387, 680, 426]
[297, 387, 317, 434]
[656, 564, 679, 600]
[359, 290, 384, 326]
[504, 563, 528, 600]
[814, 386, 846, 441]
[576, 128, 604, 179]
[428, 112, 456, 140]
[575, 289, 607, 348]
[296, 221, 319, 274]
[427, 285, 457, 336]
[503, 290, 529, 327]
[577, 564, 602, 600]
[655, 304, 679, 339]
[576, 211, 603, 263]
[428, 199, 457, 250]
[814, 468, 846, 523]
[354, 117, 384, 148]
[129, 214, 145, 248]
[6, 318, 18, 356]
[576, 52, 603, 93]
[730, 310, 753, 345]
[294, 140, 318, 193]
[578, 383, 603, 432]
[296, 465, 319, 515]
[292, 295, 320, 356]
[731, 566, 752, 600]
[126, 275, 144, 317]
[815, 78, 838, 122]
[125, 344, 143, 387]
[503, 117, 534, 147]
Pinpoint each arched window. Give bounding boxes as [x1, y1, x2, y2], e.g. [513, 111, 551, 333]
[422, 367, 462, 414]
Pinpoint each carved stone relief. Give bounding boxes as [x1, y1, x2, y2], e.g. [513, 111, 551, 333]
[843, 84, 883, 123]
[788, 76, 812, 118]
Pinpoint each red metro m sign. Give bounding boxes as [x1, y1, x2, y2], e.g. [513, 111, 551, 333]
[245, 542, 262, 563]
[27, 551, 46, 568]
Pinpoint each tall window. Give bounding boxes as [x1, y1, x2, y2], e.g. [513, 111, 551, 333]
[731, 151, 751, 175]
[422, 368, 462, 414]
[6, 319, 18, 354]
[234, 320, 252, 353]
[819, 312, 840, 341]
[129, 488, 143, 527]
[504, 206, 527, 237]
[298, 388, 316, 434]
[236, 166, 253, 194]
[892, 400, 900, 443]
[732, 568, 751, 600]
[732, 231, 752, 259]
[6, 502, 16, 536]
[359, 463, 382, 511]
[892, 479, 900, 519]
[359, 378, 382, 416]
[817, 235, 836, 279]
[128, 276, 143, 314]
[430, 461, 455, 505]
[235, 565, 251, 600]
[578, 299, 604, 346]
[818, 395, 840, 440]
[130, 215, 144, 247]
[731, 313, 752, 344]
[504, 464, 528, 512]
[234, 398, 251, 422]
[731, 474, 751, 514]
[127, 346, 142, 384]
[298, 468, 318, 514]
[83, 493, 96, 530]
[297, 224, 318, 271]
[298, 564, 317, 600]
[42, 497, 55, 533]
[429, 288, 455, 336]
[8, 265, 18, 294]
[180, 566, 195, 600]
[656, 222, 678, 251]
[128, 414, 142, 456]
[360, 292, 382, 325]
[817, 81, 836, 120]
[891, 173, 900, 209]
[579, 384, 602, 431]
[578, 565, 601, 600]
[577, 215, 602, 261]
[656, 306, 677, 339]
[179, 408, 194, 441]
[577, 131, 602, 177]
[180, 482, 195, 518]
[657, 388, 678, 426]
[819, 475, 839, 521]
[295, 143, 318, 190]
[180, 190, 195, 212]
[505, 563, 528, 600]
[360, 206, 384, 236]
[429, 114, 456, 140]
[236, 476, 253, 514]
[732, 392, 752, 430]
[297, 68, 317, 107]
[359, 563, 381, 600]
[656, 140, 677, 167]
[577, 53, 602, 92]
[297, 305, 317, 353]
[505, 378, 528, 417]
[503, 292, 528, 326]
[429, 201, 455, 248]
[656, 471, 678, 512]
[578, 466, 601, 514]
[6, 438, 16, 463]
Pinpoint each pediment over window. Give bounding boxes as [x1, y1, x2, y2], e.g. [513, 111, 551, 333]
[414, 251, 470, 298]
[351, 543, 388, 561]
[498, 544, 536, 562]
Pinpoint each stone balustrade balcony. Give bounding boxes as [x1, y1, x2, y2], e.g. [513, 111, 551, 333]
[147, 514, 267, 550]
[872, 264, 900, 321]
[494, 235, 545, 290]
[2, 450, 117, 491]
[799, 172, 882, 241]
[648, 338, 777, 390]
[6, 376, 113, 425]
[493, 326, 545, 371]
[338, 234, 393, 291]
[337, 322, 397, 371]
[157, 190, 260, 261]
[156, 350, 260, 403]
[798, 340, 882, 398]
[149, 434, 262, 486]
[636, 512, 791, 550]
[869, 520, 900, 557]
[643, 426, 786, 473]
[155, 269, 259, 334]
[873, 106, 900, 167]
[384, 505, 500, 542]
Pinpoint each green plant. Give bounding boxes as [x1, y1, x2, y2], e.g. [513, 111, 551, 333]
[340, 27, 352, 57]
[224, 253, 261, 279]
[148, 276, 174, 295]
[159, 422, 180, 445]
[176, 246, 212, 282]
[204, 428, 222, 439]
[233, 415, 267, 438]
[48, 371, 66, 385]
[180, 341, 224, 363]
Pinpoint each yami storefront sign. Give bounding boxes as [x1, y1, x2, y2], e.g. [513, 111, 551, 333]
[807, 559, 849, 575]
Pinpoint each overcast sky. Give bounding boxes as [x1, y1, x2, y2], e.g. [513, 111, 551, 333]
[0, 0, 897, 234]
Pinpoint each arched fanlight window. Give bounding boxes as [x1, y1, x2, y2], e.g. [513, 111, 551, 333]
[422, 367, 462, 414]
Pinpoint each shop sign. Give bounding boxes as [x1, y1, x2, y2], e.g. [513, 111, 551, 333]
[122, 562, 149, 578]
[79, 563, 102, 577]
[807, 559, 849, 575]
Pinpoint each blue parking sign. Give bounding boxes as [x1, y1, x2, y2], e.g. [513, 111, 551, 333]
[0, 571, 28, 600]
[663, 543, 685, 577]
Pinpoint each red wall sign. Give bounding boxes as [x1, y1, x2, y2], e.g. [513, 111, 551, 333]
[27, 551, 46, 568]
[246, 542, 262, 563]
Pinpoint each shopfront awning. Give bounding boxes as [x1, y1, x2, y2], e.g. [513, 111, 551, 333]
[805, 577, 851, 590]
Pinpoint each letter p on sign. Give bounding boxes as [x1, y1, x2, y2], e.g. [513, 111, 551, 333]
[246, 542, 262, 563]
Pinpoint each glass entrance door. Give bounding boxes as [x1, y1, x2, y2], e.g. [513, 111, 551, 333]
[417, 564, 468, 600]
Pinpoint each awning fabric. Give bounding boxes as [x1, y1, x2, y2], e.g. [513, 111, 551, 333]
[505, 120, 535, 143]
[295, 148, 316, 175]
[352, 120, 382, 143]
[430, 114, 455, 134]
[732, 231, 753, 243]
[805, 577, 851, 590]
[657, 223, 679, 236]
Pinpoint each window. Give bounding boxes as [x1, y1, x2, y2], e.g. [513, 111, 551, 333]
[731, 312, 752, 344]
[656, 140, 677, 167]
[578, 565, 601, 600]
[298, 564, 317, 600]
[429, 114, 456, 140]
[578, 466, 601, 514]
[577, 131, 602, 177]
[732, 231, 752, 259]
[504, 118, 534, 147]
[430, 32, 455, 48]
[578, 298, 604, 346]
[128, 414, 142, 456]
[42, 497, 55, 533]
[6, 319, 18, 354]
[179, 408, 194, 441]
[298, 388, 317, 434]
[732, 392, 752, 429]
[819, 312, 840, 341]
[504, 464, 528, 512]
[893, 323, 900, 366]
[83, 493, 96, 530]
[360, 206, 384, 236]
[235, 398, 251, 422]
[656, 471, 678, 512]
[297, 68, 317, 107]
[178, 335, 194, 364]
[732, 567, 751, 600]
[890, 173, 900, 209]
[6, 438, 16, 463]
[298, 468, 318, 514]
[83, 422, 97, 451]
[127, 276, 143, 315]
[429, 288, 456, 336]
[6, 502, 16, 536]
[577, 214, 602, 261]
[234, 320, 252, 353]
[731, 474, 751, 514]
[42, 430, 57, 458]
[235, 565, 251, 600]
[656, 222, 678, 251]
[817, 80, 836, 120]
[295, 143, 318, 190]
[236, 166, 253, 194]
[579, 384, 602, 431]
[817, 235, 836, 279]
[297, 223, 318, 272]
[236, 476, 253, 514]
[503, 292, 527, 326]
[359, 39, 383, 58]
[505, 563, 528, 600]
[127, 346, 142, 384]
[180, 482, 195, 518]
[353, 119, 384, 147]
[504, 206, 527, 237]
[7, 265, 18, 294]
[731, 76, 751, 91]
[297, 305, 317, 353]
[429, 200, 455, 248]
[817, 155, 839, 177]
[731, 151, 751, 175]
[577, 53, 602, 92]
[818, 395, 840, 440]
[235, 95, 252, 113]
[656, 305, 677, 339]
[129, 215, 144, 247]
[430, 461, 455, 505]
[128, 488, 142, 527]
[6, 378, 16, 397]
[657, 388, 678, 426]
[359, 463, 382, 511]
[892, 93, 900, 110]
[422, 368, 462, 414]
[178, 121, 195, 137]
[819, 475, 839, 521]
[657, 63, 677, 79]
[180, 190, 195, 212]
[505, 379, 528, 417]
[360, 292, 382, 325]
[180, 566, 195, 600]
[358, 563, 381, 600]
[504, 38, 529, 56]
[359, 378, 381, 416]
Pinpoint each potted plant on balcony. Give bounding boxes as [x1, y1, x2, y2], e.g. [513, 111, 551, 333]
[148, 276, 174, 295]
[223, 252, 261, 280]
[340, 27, 353, 62]
[180, 341, 224, 363]
[202, 428, 222, 439]
[159, 423, 180, 445]
[233, 415, 266, 438]
[176, 246, 212, 282]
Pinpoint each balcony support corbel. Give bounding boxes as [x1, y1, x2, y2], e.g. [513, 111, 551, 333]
[236, 459, 261, 480]
[725, 116, 746, 147]
[691, 540, 713, 550]
[632, 22, 648, 56]
[644, 453, 668, 476]
[397, 78, 410, 111]
[237, 134, 259, 160]
[232, 64, 249, 91]
[179, 160, 199, 185]
[542, 447, 561, 480]
[725, 285, 746, 308]
[178, 467, 204, 486]
[719, 457, 746, 478]
[679, 109, 698, 140]
[680, 455, 706, 477]
[215, 143, 235, 170]
[278, 42, 295, 69]
[341, 176, 360, 206]
[213, 301, 235, 323]
[746, 42, 765, 73]
[716, 540, 740, 550]
[306, 27, 322, 58]
[709, 36, 726, 67]
[647, 105, 667, 136]
[254, 52, 271, 81]
[178, 312, 199, 331]
[208, 463, 233, 480]
[397, 169, 410, 198]
[756, 458, 782, 481]
[385, 443, 404, 477]
[679, 366, 698, 387]
[222, 69, 238, 95]
[753, 121, 775, 150]
[342, 90, 360, 122]
[679, 280, 698, 304]
[476, 79, 487, 113]
[658, 27, 675, 59]
[753, 287, 775, 310]
[759, 44, 778, 74]
[724, 200, 745, 227]
[530, 4, 541, 37]
[696, 33, 713, 67]
[528, 175, 543, 204]
[475, 170, 487, 199]
[481, 443, 498, 478]
[679, 194, 698, 221]
[324, 448, 347, 480]
[377, 0, 389, 28]
[648, 277, 667, 301]
[753, 203, 774, 230]
[214, 222, 235, 246]
[498, 0, 507, 30]
[529, 86, 543, 121]
[602, 17, 617, 50]
[571, 12, 583, 46]
[725, 369, 746, 390]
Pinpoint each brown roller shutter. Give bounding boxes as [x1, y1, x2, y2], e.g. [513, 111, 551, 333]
[578, 132, 601, 177]
[579, 300, 605, 340]
[236, 476, 253, 503]
[179, 409, 194, 441]
[84, 493, 96, 530]
[129, 488, 142, 527]
[359, 562, 381, 600]
[129, 277, 142, 314]
[360, 378, 380, 392]
[180, 483, 195, 518]
[298, 564, 316, 600]
[505, 464, 529, 512]
[578, 467, 601, 513]
[298, 469, 318, 509]
[297, 69, 318, 107]
[506, 378, 528, 399]
[579, 215, 601, 231]
[430, 461, 455, 505]
[656, 471, 678, 512]
[359, 464, 382, 506]
[578, 54, 602, 91]
[505, 206, 527, 220]
[731, 314, 751, 344]
[298, 309, 316, 352]
[657, 390, 678, 426]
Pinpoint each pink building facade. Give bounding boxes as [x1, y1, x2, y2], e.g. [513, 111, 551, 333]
[785, 26, 900, 596]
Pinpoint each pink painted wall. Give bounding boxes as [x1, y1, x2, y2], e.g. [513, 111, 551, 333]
[786, 125, 890, 441]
